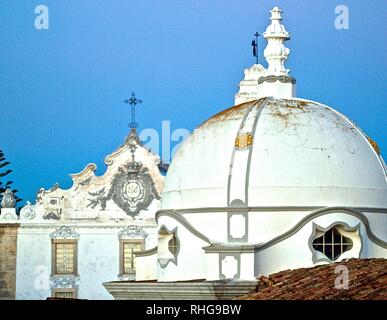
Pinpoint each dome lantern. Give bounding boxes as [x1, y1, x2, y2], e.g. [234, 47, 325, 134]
[263, 6, 290, 75]
[235, 7, 296, 104]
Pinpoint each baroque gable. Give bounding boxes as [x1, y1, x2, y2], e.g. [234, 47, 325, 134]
[28, 130, 164, 222]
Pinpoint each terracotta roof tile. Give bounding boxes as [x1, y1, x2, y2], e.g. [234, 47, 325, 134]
[236, 258, 387, 300]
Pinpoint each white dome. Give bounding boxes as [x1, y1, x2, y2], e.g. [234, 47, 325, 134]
[162, 98, 387, 209]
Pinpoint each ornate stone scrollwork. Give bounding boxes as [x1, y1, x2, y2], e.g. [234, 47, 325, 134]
[0, 209, 18, 220]
[258, 75, 296, 85]
[87, 188, 107, 210]
[86, 142, 160, 216]
[41, 195, 63, 220]
[118, 225, 148, 239]
[49, 226, 80, 239]
[79, 177, 92, 187]
[20, 201, 36, 220]
[50, 276, 80, 289]
[44, 211, 61, 220]
[36, 188, 45, 204]
[48, 183, 60, 192]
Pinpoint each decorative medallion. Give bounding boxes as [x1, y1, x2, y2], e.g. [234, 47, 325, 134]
[86, 140, 160, 216]
[235, 132, 254, 150]
[106, 159, 160, 216]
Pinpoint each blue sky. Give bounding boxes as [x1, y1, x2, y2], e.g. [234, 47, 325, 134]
[0, 0, 386, 204]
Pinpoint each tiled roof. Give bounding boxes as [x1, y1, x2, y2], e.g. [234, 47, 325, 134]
[236, 258, 387, 300]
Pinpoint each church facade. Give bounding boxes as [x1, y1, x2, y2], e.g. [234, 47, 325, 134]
[0, 7, 386, 300]
[0, 129, 163, 299]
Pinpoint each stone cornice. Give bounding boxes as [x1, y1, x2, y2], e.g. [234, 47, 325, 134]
[103, 279, 258, 300]
[157, 206, 387, 253]
[158, 206, 387, 214]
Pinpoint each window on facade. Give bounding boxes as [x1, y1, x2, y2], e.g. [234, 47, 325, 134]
[52, 240, 77, 275]
[120, 240, 144, 275]
[312, 226, 353, 261]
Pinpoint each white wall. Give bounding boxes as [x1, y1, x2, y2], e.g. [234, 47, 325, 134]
[136, 253, 157, 281]
[77, 229, 120, 300]
[157, 216, 208, 282]
[16, 227, 52, 300]
[15, 224, 158, 300]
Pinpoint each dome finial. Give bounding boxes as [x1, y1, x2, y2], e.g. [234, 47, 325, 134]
[234, 7, 296, 103]
[263, 6, 290, 75]
[270, 6, 283, 20]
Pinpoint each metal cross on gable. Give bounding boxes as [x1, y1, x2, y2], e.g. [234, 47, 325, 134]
[124, 92, 143, 129]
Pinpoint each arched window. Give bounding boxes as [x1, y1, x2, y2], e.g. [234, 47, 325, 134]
[312, 226, 353, 261]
